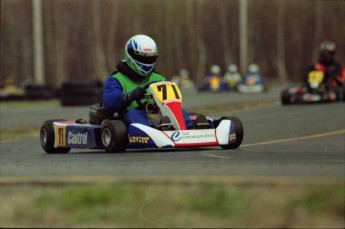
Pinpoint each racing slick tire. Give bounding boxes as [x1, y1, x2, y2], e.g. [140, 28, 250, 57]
[101, 120, 128, 153]
[219, 116, 243, 149]
[60, 80, 103, 106]
[281, 89, 291, 105]
[40, 120, 71, 154]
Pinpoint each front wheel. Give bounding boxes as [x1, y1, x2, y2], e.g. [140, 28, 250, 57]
[101, 120, 128, 153]
[40, 120, 71, 154]
[220, 116, 244, 149]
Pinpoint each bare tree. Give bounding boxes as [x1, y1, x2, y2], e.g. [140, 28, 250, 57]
[106, 0, 119, 73]
[2, 0, 345, 86]
[312, 0, 323, 59]
[219, 0, 232, 66]
[53, 0, 69, 86]
[172, 3, 183, 76]
[164, 1, 175, 77]
[195, 1, 207, 84]
[92, 0, 108, 80]
[276, 0, 287, 81]
[185, 0, 198, 81]
[239, 0, 248, 73]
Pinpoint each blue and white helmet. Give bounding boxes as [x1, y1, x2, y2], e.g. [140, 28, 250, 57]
[125, 35, 158, 77]
[248, 64, 259, 74]
[210, 65, 221, 75]
[228, 64, 238, 73]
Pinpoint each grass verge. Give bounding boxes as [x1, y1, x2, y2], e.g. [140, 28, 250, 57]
[0, 127, 39, 141]
[0, 178, 343, 228]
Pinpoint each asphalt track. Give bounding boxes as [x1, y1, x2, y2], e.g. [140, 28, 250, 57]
[0, 86, 344, 181]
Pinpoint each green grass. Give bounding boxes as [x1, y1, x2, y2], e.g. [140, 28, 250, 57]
[1, 181, 344, 228]
[0, 127, 39, 141]
[286, 186, 345, 216]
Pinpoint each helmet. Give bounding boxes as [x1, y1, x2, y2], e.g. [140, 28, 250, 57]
[248, 64, 259, 73]
[179, 68, 189, 77]
[125, 35, 158, 77]
[210, 65, 221, 75]
[319, 40, 336, 63]
[228, 64, 238, 73]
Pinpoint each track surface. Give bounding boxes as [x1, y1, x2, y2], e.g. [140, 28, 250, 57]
[1, 86, 344, 178]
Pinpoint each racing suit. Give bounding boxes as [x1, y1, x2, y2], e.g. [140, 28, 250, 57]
[304, 61, 345, 92]
[103, 61, 194, 128]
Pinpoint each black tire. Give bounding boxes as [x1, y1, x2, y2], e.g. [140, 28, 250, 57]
[281, 89, 291, 105]
[61, 80, 102, 91]
[25, 84, 56, 100]
[219, 116, 244, 149]
[40, 120, 71, 154]
[60, 80, 103, 106]
[101, 120, 128, 153]
[60, 95, 101, 106]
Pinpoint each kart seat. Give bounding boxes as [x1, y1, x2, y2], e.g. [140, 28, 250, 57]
[88, 102, 120, 125]
[195, 114, 210, 129]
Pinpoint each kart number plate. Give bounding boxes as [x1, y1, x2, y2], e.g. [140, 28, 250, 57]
[308, 71, 324, 84]
[210, 76, 221, 91]
[54, 126, 67, 147]
[150, 82, 182, 104]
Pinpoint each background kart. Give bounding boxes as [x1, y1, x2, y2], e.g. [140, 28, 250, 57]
[281, 84, 344, 105]
[40, 81, 244, 154]
[197, 75, 227, 92]
[237, 74, 265, 93]
[281, 70, 345, 105]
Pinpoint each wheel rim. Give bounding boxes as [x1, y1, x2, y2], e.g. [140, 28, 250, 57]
[40, 128, 47, 146]
[102, 128, 111, 147]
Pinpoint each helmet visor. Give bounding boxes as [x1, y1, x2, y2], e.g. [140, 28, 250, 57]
[320, 50, 335, 62]
[128, 48, 158, 64]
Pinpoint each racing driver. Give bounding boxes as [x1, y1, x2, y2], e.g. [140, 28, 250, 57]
[304, 40, 345, 92]
[103, 34, 207, 129]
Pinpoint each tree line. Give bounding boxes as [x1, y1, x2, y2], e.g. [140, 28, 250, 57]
[1, 0, 344, 87]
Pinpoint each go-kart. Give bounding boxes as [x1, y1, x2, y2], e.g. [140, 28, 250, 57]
[281, 70, 345, 105]
[198, 75, 227, 92]
[237, 73, 265, 93]
[40, 81, 244, 153]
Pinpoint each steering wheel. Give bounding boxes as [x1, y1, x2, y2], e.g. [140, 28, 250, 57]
[136, 80, 164, 112]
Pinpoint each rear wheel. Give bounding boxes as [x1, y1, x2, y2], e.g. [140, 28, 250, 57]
[220, 116, 244, 149]
[40, 120, 71, 154]
[281, 89, 291, 105]
[101, 120, 128, 153]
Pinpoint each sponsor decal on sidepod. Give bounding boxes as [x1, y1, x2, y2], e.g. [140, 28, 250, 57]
[129, 136, 150, 144]
[64, 125, 99, 148]
[67, 132, 88, 145]
[170, 130, 215, 143]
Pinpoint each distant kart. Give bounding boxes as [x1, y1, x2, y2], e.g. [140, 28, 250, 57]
[198, 75, 227, 92]
[281, 70, 345, 105]
[237, 74, 265, 93]
[40, 81, 244, 153]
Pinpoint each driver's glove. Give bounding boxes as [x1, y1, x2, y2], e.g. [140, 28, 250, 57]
[125, 87, 146, 103]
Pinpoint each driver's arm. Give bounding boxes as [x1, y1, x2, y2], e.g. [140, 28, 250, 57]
[103, 77, 129, 113]
[103, 77, 146, 113]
